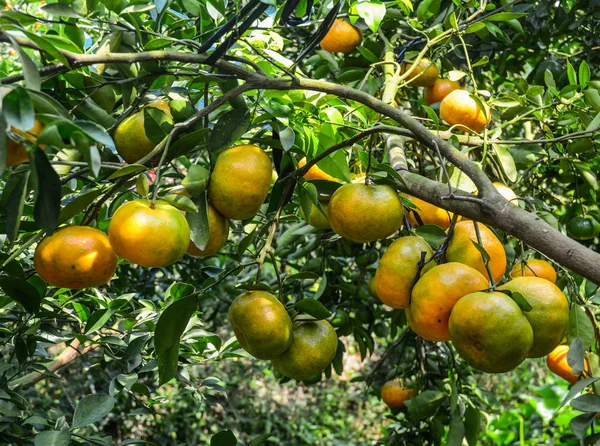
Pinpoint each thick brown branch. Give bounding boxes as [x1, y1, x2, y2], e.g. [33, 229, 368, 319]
[9, 339, 99, 389]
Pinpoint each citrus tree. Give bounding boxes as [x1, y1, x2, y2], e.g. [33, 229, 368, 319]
[1, 0, 600, 444]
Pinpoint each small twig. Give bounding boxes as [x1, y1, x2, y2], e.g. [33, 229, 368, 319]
[269, 251, 284, 304]
[473, 221, 496, 287]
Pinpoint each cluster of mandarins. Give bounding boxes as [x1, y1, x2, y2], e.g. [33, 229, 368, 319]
[319, 19, 490, 133]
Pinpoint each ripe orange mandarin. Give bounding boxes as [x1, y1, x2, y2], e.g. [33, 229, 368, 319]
[381, 379, 417, 409]
[34, 226, 117, 289]
[510, 259, 557, 283]
[187, 204, 229, 257]
[424, 79, 461, 104]
[7, 119, 45, 166]
[298, 157, 339, 182]
[319, 19, 363, 53]
[440, 90, 491, 133]
[546, 344, 590, 384]
[402, 194, 452, 229]
[108, 199, 190, 268]
[402, 58, 439, 87]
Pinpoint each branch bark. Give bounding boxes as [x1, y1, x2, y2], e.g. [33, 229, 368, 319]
[9, 339, 99, 389]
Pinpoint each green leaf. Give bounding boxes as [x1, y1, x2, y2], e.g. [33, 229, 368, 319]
[586, 111, 600, 132]
[294, 298, 331, 320]
[21, 30, 70, 67]
[469, 240, 491, 263]
[186, 193, 210, 250]
[464, 406, 481, 446]
[2, 87, 35, 131]
[416, 0, 440, 21]
[249, 434, 272, 446]
[143, 107, 173, 145]
[34, 431, 71, 446]
[59, 189, 103, 224]
[27, 90, 69, 119]
[567, 337, 586, 374]
[136, 174, 149, 198]
[41, 3, 82, 18]
[85, 309, 115, 334]
[33, 149, 61, 234]
[106, 164, 147, 180]
[0, 113, 6, 176]
[210, 429, 237, 446]
[1, 171, 30, 243]
[497, 289, 532, 312]
[5, 35, 40, 91]
[182, 165, 210, 197]
[472, 56, 489, 68]
[422, 105, 439, 124]
[298, 182, 319, 226]
[0, 278, 41, 313]
[579, 61, 590, 89]
[446, 410, 465, 446]
[585, 89, 600, 112]
[572, 393, 600, 412]
[284, 272, 319, 281]
[76, 121, 115, 149]
[415, 224, 447, 250]
[155, 294, 197, 385]
[569, 412, 596, 439]
[121, 4, 155, 13]
[72, 394, 115, 429]
[279, 126, 295, 151]
[209, 108, 251, 153]
[355, 1, 386, 33]
[169, 99, 195, 123]
[493, 144, 517, 182]
[405, 390, 446, 420]
[574, 162, 598, 190]
[74, 100, 116, 129]
[566, 60, 577, 86]
[162, 194, 198, 213]
[484, 12, 527, 22]
[568, 306, 595, 351]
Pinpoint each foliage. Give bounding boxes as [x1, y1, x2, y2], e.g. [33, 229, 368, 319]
[0, 0, 599, 445]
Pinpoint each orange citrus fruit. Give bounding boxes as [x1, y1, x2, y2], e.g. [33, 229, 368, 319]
[298, 157, 339, 182]
[7, 119, 45, 166]
[445, 220, 507, 283]
[440, 90, 491, 133]
[319, 19, 363, 53]
[449, 291, 534, 373]
[301, 202, 331, 230]
[402, 194, 452, 229]
[381, 379, 417, 409]
[408, 262, 488, 342]
[498, 277, 569, 358]
[492, 182, 518, 203]
[328, 183, 402, 242]
[271, 319, 338, 379]
[113, 100, 172, 164]
[510, 259, 557, 283]
[187, 204, 229, 257]
[108, 199, 190, 267]
[547, 344, 590, 384]
[228, 290, 293, 360]
[402, 58, 439, 87]
[208, 145, 272, 221]
[34, 226, 117, 289]
[374, 236, 434, 309]
[424, 79, 461, 104]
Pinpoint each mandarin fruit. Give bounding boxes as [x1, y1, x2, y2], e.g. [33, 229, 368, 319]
[498, 277, 569, 358]
[440, 90, 491, 133]
[299, 157, 340, 182]
[208, 145, 273, 220]
[34, 226, 117, 289]
[402, 58, 439, 87]
[374, 236, 434, 309]
[510, 259, 557, 283]
[228, 290, 293, 360]
[271, 319, 338, 379]
[445, 220, 507, 283]
[424, 79, 461, 104]
[108, 199, 190, 267]
[114, 100, 172, 164]
[7, 119, 45, 166]
[381, 379, 417, 409]
[328, 183, 402, 242]
[408, 262, 488, 342]
[402, 194, 452, 229]
[547, 344, 590, 384]
[301, 202, 331, 230]
[449, 291, 534, 373]
[319, 19, 363, 53]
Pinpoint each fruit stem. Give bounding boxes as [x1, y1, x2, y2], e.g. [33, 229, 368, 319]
[473, 221, 496, 288]
[151, 133, 175, 205]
